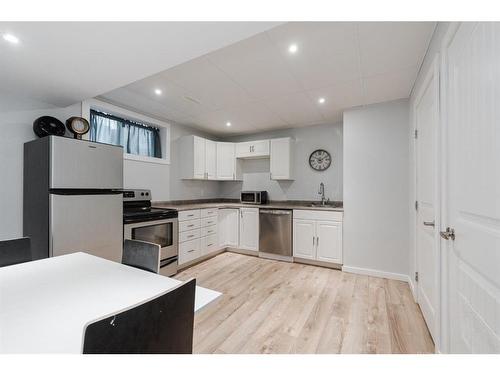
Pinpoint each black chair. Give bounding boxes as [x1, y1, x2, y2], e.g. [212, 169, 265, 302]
[122, 239, 161, 274]
[82, 278, 196, 354]
[0, 237, 32, 267]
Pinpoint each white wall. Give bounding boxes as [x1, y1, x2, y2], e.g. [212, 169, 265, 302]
[343, 100, 410, 279]
[0, 104, 82, 240]
[218, 123, 343, 201]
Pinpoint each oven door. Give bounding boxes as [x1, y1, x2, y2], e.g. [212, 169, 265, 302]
[124, 218, 178, 261]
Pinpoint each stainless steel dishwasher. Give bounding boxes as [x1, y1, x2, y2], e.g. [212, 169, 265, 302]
[259, 209, 292, 261]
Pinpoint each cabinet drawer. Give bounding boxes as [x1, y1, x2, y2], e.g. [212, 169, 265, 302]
[179, 238, 201, 265]
[179, 228, 201, 243]
[293, 209, 343, 222]
[201, 216, 217, 227]
[178, 209, 201, 221]
[201, 208, 218, 218]
[179, 218, 201, 232]
[201, 234, 218, 256]
[201, 225, 217, 237]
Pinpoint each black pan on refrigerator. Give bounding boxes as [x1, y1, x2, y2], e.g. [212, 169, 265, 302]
[33, 116, 66, 138]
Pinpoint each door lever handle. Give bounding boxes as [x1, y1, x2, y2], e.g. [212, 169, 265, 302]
[423, 220, 435, 227]
[440, 227, 455, 241]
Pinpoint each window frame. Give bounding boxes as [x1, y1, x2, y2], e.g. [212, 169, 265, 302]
[82, 99, 171, 165]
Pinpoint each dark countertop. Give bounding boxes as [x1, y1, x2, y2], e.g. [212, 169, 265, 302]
[153, 199, 344, 212]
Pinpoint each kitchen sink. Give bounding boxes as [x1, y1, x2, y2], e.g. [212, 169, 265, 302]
[308, 202, 341, 208]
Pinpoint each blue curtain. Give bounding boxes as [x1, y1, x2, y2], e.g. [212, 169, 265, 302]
[89, 110, 162, 158]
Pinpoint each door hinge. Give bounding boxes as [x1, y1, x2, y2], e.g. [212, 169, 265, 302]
[415, 200, 418, 210]
[414, 129, 418, 139]
[415, 272, 419, 282]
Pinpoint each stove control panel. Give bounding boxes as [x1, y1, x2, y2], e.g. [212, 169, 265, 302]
[122, 189, 151, 202]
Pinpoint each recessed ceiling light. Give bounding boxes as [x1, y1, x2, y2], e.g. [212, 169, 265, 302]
[318, 97, 326, 104]
[2, 33, 19, 44]
[226, 122, 232, 127]
[154, 89, 162, 95]
[288, 43, 298, 54]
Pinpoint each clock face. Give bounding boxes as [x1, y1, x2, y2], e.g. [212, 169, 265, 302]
[309, 149, 332, 171]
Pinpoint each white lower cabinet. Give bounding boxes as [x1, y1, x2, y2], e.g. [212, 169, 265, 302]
[238, 208, 259, 253]
[316, 220, 342, 263]
[293, 210, 343, 264]
[178, 208, 219, 265]
[293, 219, 316, 260]
[218, 207, 258, 253]
[218, 208, 239, 248]
[179, 238, 201, 264]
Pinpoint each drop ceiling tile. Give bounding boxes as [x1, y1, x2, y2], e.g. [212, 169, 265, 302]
[263, 91, 325, 126]
[358, 22, 435, 77]
[158, 56, 254, 109]
[191, 109, 258, 134]
[362, 66, 419, 105]
[99, 89, 192, 124]
[266, 22, 361, 89]
[306, 80, 364, 118]
[207, 33, 303, 100]
[125, 77, 213, 117]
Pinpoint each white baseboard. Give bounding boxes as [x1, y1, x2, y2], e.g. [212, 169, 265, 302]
[342, 265, 409, 282]
[408, 277, 418, 302]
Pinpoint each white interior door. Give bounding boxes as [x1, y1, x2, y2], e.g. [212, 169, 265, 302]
[415, 56, 440, 343]
[443, 22, 500, 353]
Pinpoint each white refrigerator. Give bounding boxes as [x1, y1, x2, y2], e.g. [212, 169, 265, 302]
[24, 136, 124, 262]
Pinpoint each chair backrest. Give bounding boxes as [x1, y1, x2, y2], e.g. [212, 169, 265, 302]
[122, 239, 160, 274]
[0, 237, 32, 268]
[82, 278, 196, 354]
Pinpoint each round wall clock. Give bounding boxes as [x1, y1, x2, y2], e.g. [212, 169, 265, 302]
[309, 149, 332, 171]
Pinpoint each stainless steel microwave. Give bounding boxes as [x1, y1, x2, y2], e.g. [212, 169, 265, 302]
[241, 191, 268, 205]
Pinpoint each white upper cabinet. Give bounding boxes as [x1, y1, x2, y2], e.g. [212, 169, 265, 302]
[238, 207, 259, 252]
[180, 135, 216, 180]
[236, 140, 270, 159]
[205, 139, 217, 180]
[181, 135, 292, 181]
[193, 136, 206, 179]
[270, 137, 294, 180]
[216, 142, 236, 180]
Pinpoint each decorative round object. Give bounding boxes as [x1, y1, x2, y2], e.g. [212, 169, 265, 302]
[66, 117, 90, 139]
[309, 149, 332, 171]
[32, 116, 66, 138]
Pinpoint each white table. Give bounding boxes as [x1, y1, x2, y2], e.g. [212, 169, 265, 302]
[0, 252, 221, 353]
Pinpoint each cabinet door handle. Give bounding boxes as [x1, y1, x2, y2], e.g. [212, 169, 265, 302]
[187, 224, 195, 228]
[317, 236, 319, 247]
[313, 236, 315, 246]
[188, 249, 195, 253]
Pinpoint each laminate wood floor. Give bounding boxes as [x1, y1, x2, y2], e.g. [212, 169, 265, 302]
[175, 252, 434, 354]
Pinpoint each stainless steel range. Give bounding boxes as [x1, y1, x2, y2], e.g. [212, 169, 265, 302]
[123, 189, 178, 276]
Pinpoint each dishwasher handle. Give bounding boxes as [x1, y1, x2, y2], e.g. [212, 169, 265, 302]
[260, 209, 292, 215]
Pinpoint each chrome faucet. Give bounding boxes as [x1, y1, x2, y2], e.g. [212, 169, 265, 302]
[318, 182, 329, 205]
